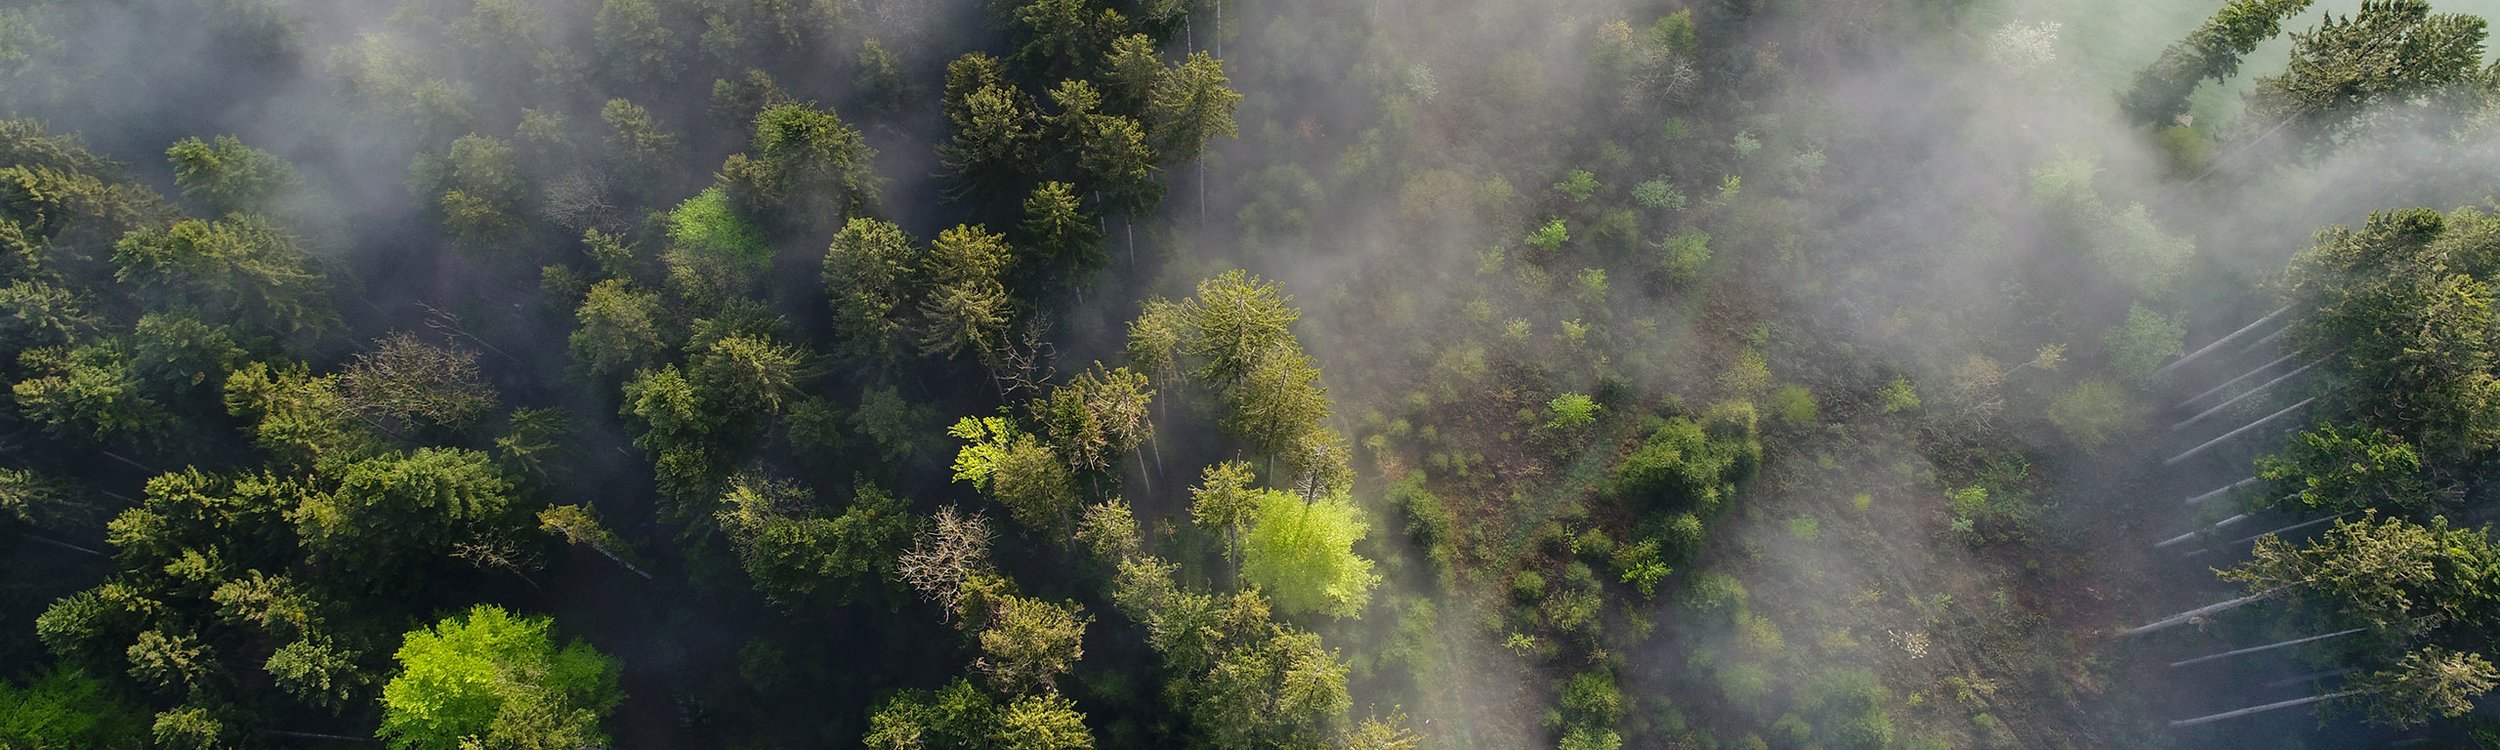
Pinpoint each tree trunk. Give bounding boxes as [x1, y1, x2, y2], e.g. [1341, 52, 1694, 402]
[2262, 668, 2356, 689]
[20, 532, 104, 557]
[2184, 476, 2260, 506]
[100, 450, 157, 475]
[2120, 590, 2279, 637]
[589, 543, 654, 580]
[259, 729, 380, 743]
[2166, 397, 2314, 467]
[2171, 628, 2366, 668]
[2178, 353, 2296, 410]
[2158, 514, 2250, 549]
[2171, 690, 2363, 727]
[2173, 359, 2320, 432]
[2225, 513, 2350, 548]
[2154, 305, 2291, 381]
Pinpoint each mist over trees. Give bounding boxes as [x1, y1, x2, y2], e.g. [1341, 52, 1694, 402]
[3, 0, 2500, 747]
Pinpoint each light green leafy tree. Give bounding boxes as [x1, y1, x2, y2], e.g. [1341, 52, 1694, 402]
[378, 605, 622, 750]
[1240, 489, 1380, 618]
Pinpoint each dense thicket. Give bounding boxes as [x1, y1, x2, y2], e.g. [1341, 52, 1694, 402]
[5, 0, 2500, 747]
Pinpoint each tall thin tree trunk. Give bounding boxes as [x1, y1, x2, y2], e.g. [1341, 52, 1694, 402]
[2171, 691, 2363, 727]
[2120, 590, 2279, 637]
[2159, 514, 2250, 549]
[2225, 513, 2350, 548]
[100, 450, 156, 475]
[259, 729, 379, 743]
[2171, 629, 2366, 669]
[20, 532, 103, 557]
[2154, 305, 2292, 381]
[2166, 397, 2314, 466]
[2184, 476, 2260, 506]
[589, 543, 655, 580]
[2262, 668, 2356, 689]
[2173, 359, 2320, 432]
[2179, 353, 2297, 410]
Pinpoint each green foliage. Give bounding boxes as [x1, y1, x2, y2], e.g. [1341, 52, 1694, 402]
[717, 476, 912, 608]
[2121, 0, 2316, 125]
[1546, 393, 1600, 430]
[1784, 515, 1820, 541]
[868, 676, 1094, 749]
[12, 339, 172, 444]
[1612, 539, 1671, 597]
[1876, 377, 1920, 413]
[2223, 513, 2500, 636]
[1149, 51, 1245, 162]
[378, 605, 622, 750]
[2258, 423, 2433, 513]
[1558, 727, 1623, 750]
[822, 217, 923, 363]
[1560, 668, 1623, 730]
[1632, 178, 1684, 210]
[1767, 384, 1816, 426]
[1681, 571, 1748, 614]
[1036, 365, 1153, 473]
[569, 279, 664, 380]
[2251, 0, 2491, 148]
[1657, 231, 1711, 285]
[1189, 460, 1259, 535]
[2353, 646, 2500, 728]
[735, 102, 879, 228]
[977, 595, 1090, 694]
[918, 224, 1016, 362]
[0, 667, 148, 749]
[1553, 169, 1599, 202]
[1528, 219, 1569, 253]
[1385, 475, 1453, 579]
[667, 186, 769, 268]
[149, 706, 227, 750]
[294, 447, 513, 561]
[1512, 570, 1548, 602]
[2104, 304, 2184, 383]
[1612, 412, 1760, 514]
[111, 214, 330, 332]
[2045, 379, 2138, 449]
[165, 135, 295, 214]
[950, 415, 1077, 532]
[2283, 208, 2500, 456]
[1242, 490, 1382, 618]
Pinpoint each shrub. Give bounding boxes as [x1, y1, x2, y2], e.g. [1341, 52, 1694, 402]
[1548, 393, 1601, 430]
[1513, 570, 1549, 602]
[1528, 219, 1570, 253]
[1681, 572, 1748, 614]
[1612, 539, 1671, 597]
[1561, 669, 1623, 728]
[2046, 379, 2139, 448]
[1554, 169, 1600, 202]
[1769, 384, 1817, 426]
[1613, 414, 1760, 513]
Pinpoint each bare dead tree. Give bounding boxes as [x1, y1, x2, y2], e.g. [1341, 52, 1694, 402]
[898, 507, 994, 622]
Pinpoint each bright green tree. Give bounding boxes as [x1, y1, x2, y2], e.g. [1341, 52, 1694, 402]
[1240, 489, 1380, 618]
[165, 135, 296, 214]
[378, 605, 622, 750]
